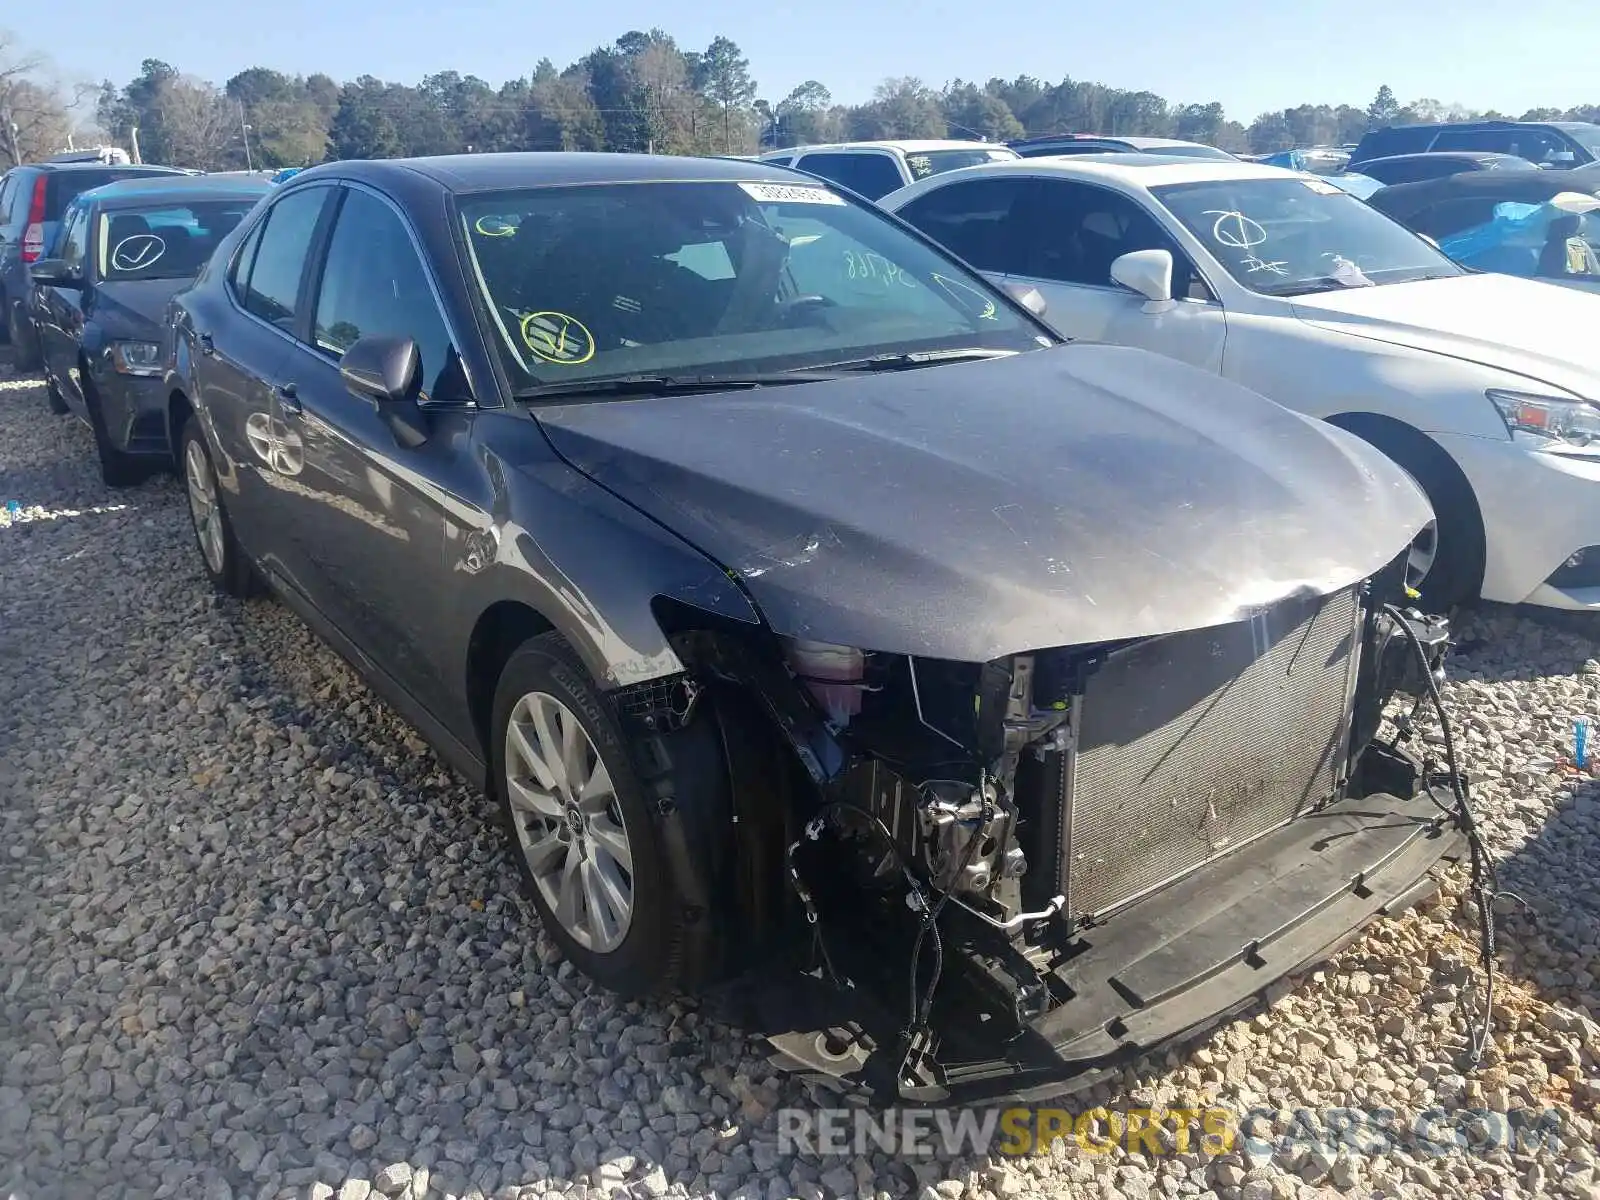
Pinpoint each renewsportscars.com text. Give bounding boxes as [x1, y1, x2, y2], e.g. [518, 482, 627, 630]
[776, 1105, 1566, 1159]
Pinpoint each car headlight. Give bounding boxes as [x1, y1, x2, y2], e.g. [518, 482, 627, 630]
[109, 340, 162, 377]
[1487, 389, 1600, 448]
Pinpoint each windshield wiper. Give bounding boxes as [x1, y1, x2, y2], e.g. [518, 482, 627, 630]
[1263, 277, 1359, 297]
[826, 348, 1019, 372]
[515, 372, 836, 402]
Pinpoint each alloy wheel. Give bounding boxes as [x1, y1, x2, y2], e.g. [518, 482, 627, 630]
[184, 438, 226, 575]
[504, 690, 635, 953]
[1406, 517, 1439, 595]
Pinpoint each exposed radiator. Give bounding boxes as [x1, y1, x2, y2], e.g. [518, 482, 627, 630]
[1060, 585, 1363, 919]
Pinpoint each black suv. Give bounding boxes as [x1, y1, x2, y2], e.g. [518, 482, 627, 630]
[1350, 120, 1600, 169]
[0, 161, 184, 368]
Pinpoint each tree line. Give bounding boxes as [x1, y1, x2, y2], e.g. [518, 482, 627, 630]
[3, 25, 1598, 172]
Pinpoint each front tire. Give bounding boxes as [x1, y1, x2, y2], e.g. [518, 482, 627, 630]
[1392, 455, 1483, 612]
[179, 414, 256, 597]
[490, 633, 724, 996]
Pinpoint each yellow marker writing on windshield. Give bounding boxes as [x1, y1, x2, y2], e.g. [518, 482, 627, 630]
[475, 215, 516, 237]
[521, 311, 596, 365]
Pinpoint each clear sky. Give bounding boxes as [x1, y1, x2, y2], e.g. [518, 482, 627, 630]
[22, 0, 1600, 122]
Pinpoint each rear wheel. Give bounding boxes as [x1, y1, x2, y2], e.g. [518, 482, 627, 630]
[490, 632, 729, 995]
[180, 414, 256, 597]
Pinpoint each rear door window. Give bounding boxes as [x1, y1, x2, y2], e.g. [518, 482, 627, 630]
[237, 186, 331, 331]
[1431, 128, 1568, 164]
[793, 152, 906, 201]
[894, 177, 1036, 274]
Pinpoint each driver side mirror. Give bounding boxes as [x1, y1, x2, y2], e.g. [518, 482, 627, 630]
[1002, 280, 1048, 316]
[31, 258, 82, 288]
[1110, 249, 1175, 309]
[340, 335, 430, 449]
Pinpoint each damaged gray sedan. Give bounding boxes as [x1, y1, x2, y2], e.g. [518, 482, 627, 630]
[164, 153, 1473, 1104]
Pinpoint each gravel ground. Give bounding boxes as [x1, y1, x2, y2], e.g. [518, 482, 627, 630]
[1, 356, 1597, 1200]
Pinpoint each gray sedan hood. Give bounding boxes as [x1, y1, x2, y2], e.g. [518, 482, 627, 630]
[534, 344, 1431, 662]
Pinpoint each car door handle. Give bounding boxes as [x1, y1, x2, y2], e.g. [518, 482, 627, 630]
[197, 332, 215, 356]
[275, 382, 302, 414]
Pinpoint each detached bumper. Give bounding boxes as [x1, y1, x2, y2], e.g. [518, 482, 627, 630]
[761, 789, 1465, 1106]
[1436, 431, 1600, 610]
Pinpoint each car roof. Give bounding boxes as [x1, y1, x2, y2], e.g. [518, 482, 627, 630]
[1371, 119, 1562, 133]
[78, 174, 274, 207]
[4, 161, 184, 177]
[1369, 163, 1600, 214]
[293, 151, 826, 193]
[1360, 151, 1533, 167]
[762, 140, 1007, 156]
[1009, 134, 1213, 150]
[925, 153, 1292, 187]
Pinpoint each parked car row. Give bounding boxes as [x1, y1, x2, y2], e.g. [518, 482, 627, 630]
[0, 159, 189, 367]
[4, 148, 1476, 1106]
[29, 173, 275, 483]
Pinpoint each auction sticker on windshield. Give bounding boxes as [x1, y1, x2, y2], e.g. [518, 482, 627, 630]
[1300, 178, 1343, 195]
[738, 182, 847, 205]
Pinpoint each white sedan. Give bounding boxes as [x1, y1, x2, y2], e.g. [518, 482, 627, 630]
[882, 155, 1600, 612]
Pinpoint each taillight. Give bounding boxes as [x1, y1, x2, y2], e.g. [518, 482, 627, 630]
[21, 176, 47, 263]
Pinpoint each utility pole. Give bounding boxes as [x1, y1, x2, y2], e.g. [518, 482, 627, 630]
[238, 101, 253, 171]
[129, 126, 142, 164]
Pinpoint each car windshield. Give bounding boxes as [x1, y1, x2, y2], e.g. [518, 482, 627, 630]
[1151, 176, 1463, 295]
[458, 180, 1047, 389]
[97, 198, 261, 281]
[904, 148, 1019, 179]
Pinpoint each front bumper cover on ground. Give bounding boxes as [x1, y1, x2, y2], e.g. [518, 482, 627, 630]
[741, 788, 1466, 1107]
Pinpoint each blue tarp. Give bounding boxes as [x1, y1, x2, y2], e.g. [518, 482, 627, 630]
[1438, 200, 1600, 278]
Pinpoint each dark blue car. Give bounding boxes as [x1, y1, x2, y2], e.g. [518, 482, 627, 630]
[28, 173, 271, 484]
[0, 161, 184, 368]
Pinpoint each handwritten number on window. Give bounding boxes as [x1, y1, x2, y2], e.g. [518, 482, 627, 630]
[843, 249, 918, 288]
